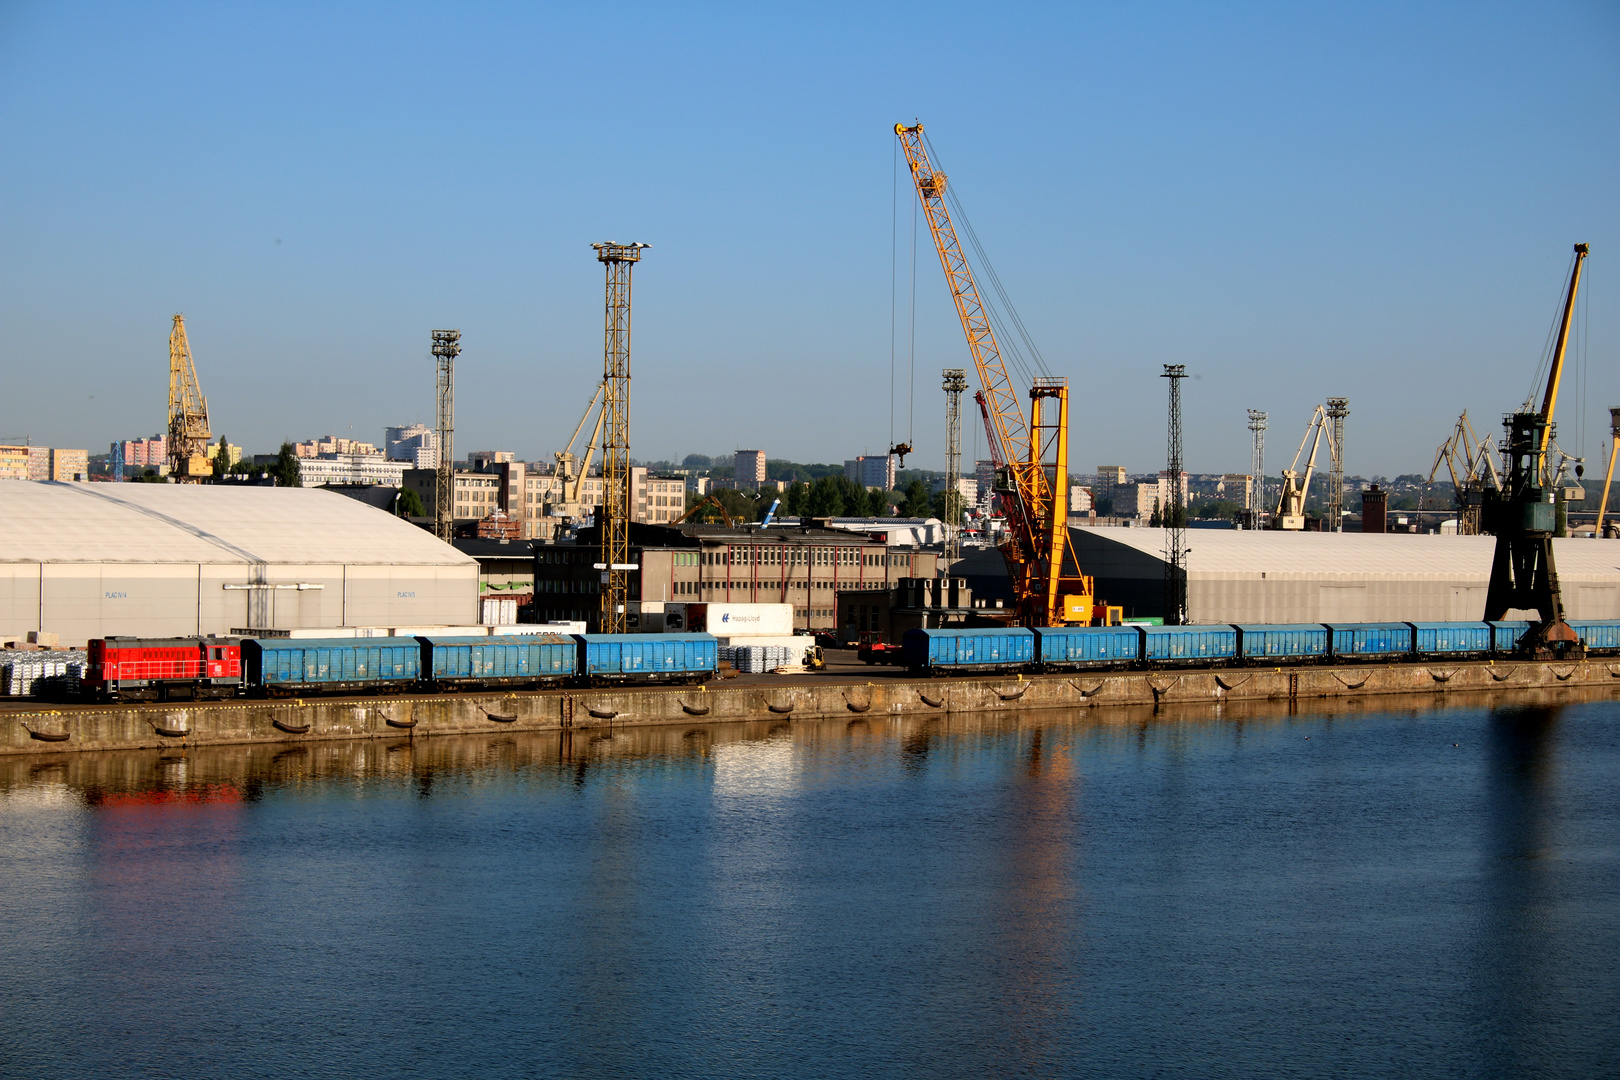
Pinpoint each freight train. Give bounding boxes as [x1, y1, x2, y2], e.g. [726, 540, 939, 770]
[84, 633, 719, 701]
[904, 620, 1620, 676]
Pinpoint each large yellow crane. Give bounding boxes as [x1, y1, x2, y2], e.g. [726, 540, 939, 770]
[896, 123, 1095, 626]
[167, 314, 213, 482]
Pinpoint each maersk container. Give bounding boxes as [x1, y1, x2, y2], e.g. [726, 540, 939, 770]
[904, 628, 1036, 671]
[1326, 623, 1414, 658]
[1139, 625, 1238, 664]
[1487, 621, 1534, 654]
[1234, 624, 1330, 661]
[1569, 620, 1620, 653]
[420, 633, 575, 685]
[1410, 622, 1492, 656]
[1033, 626, 1139, 668]
[244, 636, 420, 692]
[576, 633, 717, 680]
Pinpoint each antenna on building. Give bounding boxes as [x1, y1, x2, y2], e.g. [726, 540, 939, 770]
[1163, 365, 1188, 625]
[1248, 409, 1268, 529]
[431, 329, 461, 542]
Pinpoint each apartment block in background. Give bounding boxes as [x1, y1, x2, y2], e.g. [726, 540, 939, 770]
[734, 449, 766, 489]
[845, 453, 897, 491]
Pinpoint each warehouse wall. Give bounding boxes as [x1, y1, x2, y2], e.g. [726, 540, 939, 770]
[0, 562, 478, 646]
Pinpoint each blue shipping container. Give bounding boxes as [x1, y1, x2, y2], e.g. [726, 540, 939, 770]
[904, 628, 1036, 669]
[246, 637, 421, 689]
[1326, 623, 1414, 657]
[421, 634, 575, 682]
[1409, 622, 1492, 655]
[577, 633, 717, 678]
[1487, 621, 1534, 653]
[1139, 625, 1238, 663]
[1234, 624, 1330, 661]
[1568, 620, 1620, 652]
[1033, 626, 1140, 667]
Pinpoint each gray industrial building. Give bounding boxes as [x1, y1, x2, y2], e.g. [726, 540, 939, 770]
[954, 527, 1620, 624]
[1070, 528, 1620, 623]
[0, 482, 478, 646]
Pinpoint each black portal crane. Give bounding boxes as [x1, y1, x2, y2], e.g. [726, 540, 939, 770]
[1482, 243, 1589, 656]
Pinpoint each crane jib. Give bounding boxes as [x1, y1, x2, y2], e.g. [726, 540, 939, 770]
[896, 122, 1098, 628]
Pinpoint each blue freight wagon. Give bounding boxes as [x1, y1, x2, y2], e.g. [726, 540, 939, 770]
[1033, 626, 1140, 669]
[420, 634, 575, 688]
[904, 628, 1036, 673]
[243, 637, 421, 694]
[1326, 623, 1414, 659]
[1409, 622, 1492, 656]
[575, 633, 717, 683]
[1487, 621, 1534, 654]
[1234, 624, 1330, 662]
[1568, 620, 1620, 654]
[1139, 625, 1238, 665]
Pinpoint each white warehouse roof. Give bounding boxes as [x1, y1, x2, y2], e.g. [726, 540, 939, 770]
[0, 482, 473, 566]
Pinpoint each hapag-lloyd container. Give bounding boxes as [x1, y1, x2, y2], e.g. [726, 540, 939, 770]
[674, 603, 794, 638]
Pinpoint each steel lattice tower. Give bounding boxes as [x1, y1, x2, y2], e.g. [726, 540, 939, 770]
[431, 329, 461, 542]
[1163, 365, 1188, 625]
[593, 242, 647, 633]
[1248, 409, 1268, 528]
[167, 314, 212, 482]
[942, 369, 967, 565]
[1326, 397, 1349, 532]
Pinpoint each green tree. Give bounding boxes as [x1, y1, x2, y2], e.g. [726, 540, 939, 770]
[932, 487, 965, 526]
[269, 442, 302, 488]
[866, 486, 890, 517]
[783, 481, 808, 516]
[900, 478, 931, 518]
[1149, 499, 1162, 528]
[396, 488, 426, 517]
[212, 436, 232, 478]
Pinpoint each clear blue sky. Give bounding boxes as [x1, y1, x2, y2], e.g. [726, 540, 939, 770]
[2, 2, 1615, 478]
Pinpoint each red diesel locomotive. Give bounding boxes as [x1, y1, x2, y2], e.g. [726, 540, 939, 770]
[86, 637, 243, 702]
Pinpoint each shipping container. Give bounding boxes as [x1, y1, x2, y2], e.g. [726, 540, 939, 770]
[903, 628, 1036, 672]
[1139, 625, 1238, 664]
[674, 603, 794, 638]
[1569, 620, 1620, 653]
[575, 633, 718, 682]
[1409, 622, 1492, 656]
[480, 596, 518, 626]
[1234, 624, 1330, 661]
[1033, 626, 1139, 668]
[243, 637, 420, 692]
[1325, 623, 1414, 658]
[1487, 621, 1534, 653]
[419, 633, 574, 686]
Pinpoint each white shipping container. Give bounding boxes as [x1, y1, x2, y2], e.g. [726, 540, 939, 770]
[675, 603, 793, 638]
[481, 597, 518, 626]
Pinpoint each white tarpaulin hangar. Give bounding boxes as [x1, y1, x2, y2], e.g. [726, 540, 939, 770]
[1066, 527, 1620, 624]
[0, 482, 478, 645]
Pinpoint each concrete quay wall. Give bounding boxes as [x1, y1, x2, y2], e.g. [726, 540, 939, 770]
[4, 659, 1618, 756]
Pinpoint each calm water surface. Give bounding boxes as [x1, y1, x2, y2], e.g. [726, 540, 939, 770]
[1, 695, 1617, 1079]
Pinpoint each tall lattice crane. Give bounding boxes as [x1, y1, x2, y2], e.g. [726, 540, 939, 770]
[942, 368, 967, 565]
[593, 241, 647, 633]
[897, 123, 1095, 626]
[1482, 243, 1588, 654]
[431, 329, 461, 542]
[167, 315, 212, 482]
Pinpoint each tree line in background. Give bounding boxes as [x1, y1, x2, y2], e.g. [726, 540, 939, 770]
[688, 476, 947, 524]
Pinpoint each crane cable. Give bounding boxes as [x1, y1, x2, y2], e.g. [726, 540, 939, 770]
[890, 139, 898, 456]
[920, 130, 1052, 388]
